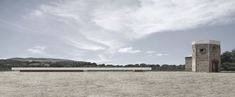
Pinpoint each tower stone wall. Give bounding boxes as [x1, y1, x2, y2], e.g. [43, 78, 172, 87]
[185, 56, 192, 71]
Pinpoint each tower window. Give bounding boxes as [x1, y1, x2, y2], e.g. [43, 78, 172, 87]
[199, 48, 206, 54]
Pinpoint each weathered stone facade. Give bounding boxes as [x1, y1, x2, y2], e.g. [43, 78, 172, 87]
[185, 56, 192, 71]
[185, 40, 221, 72]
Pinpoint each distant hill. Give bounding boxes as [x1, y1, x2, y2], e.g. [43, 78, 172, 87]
[0, 57, 97, 71]
[8, 57, 73, 63]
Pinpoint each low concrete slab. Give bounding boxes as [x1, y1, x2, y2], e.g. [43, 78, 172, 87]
[11, 67, 152, 72]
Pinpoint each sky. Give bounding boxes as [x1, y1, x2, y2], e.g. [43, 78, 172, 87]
[0, 0, 235, 65]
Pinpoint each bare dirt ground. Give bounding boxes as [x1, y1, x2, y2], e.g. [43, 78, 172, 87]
[0, 72, 235, 97]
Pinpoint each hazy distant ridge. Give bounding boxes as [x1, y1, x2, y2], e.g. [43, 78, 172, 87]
[8, 57, 73, 62]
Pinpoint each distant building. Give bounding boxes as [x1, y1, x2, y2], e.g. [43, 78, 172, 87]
[11, 67, 152, 72]
[185, 56, 192, 71]
[185, 40, 221, 72]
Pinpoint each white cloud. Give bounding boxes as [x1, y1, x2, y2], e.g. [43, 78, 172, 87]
[156, 53, 169, 57]
[146, 51, 168, 57]
[92, 0, 235, 38]
[146, 51, 156, 54]
[69, 53, 111, 64]
[66, 38, 106, 51]
[95, 54, 110, 63]
[118, 47, 141, 54]
[28, 46, 46, 54]
[30, 10, 44, 16]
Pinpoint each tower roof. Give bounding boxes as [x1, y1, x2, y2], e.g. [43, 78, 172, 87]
[192, 40, 220, 45]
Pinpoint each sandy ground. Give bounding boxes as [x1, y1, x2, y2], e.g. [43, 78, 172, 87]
[0, 72, 235, 97]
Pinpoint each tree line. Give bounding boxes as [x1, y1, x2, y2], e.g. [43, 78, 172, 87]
[0, 58, 184, 71]
[221, 49, 235, 71]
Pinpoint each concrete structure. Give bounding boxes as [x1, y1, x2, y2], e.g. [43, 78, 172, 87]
[191, 40, 221, 72]
[11, 67, 152, 72]
[185, 56, 192, 71]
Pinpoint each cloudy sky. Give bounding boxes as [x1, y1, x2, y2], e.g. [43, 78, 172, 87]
[0, 0, 235, 65]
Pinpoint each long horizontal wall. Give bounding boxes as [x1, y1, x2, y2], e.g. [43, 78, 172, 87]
[12, 67, 152, 72]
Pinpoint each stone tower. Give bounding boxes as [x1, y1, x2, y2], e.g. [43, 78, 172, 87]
[192, 40, 221, 72]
